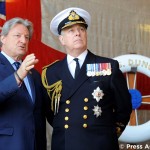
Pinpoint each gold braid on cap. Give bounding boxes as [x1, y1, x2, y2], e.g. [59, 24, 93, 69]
[42, 60, 62, 114]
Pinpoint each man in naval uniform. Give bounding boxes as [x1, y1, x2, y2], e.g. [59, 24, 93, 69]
[42, 7, 132, 150]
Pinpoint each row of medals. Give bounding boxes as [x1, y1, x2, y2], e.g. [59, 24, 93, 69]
[86, 63, 112, 77]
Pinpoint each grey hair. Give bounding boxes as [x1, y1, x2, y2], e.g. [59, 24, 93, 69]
[0, 17, 33, 47]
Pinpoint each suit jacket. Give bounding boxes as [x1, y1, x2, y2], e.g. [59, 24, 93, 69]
[0, 52, 51, 150]
[42, 50, 132, 150]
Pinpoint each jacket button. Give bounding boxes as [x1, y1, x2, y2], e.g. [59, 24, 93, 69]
[65, 108, 70, 112]
[66, 100, 70, 104]
[84, 98, 88, 102]
[116, 127, 121, 133]
[64, 116, 69, 121]
[83, 106, 88, 110]
[83, 115, 88, 119]
[64, 124, 69, 129]
[83, 123, 88, 128]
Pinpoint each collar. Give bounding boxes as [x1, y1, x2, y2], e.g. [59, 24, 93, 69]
[67, 50, 88, 66]
[1, 51, 22, 65]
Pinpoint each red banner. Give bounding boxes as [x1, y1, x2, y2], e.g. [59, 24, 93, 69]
[4, 0, 65, 73]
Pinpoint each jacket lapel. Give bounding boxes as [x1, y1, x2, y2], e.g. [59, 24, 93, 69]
[0, 52, 15, 74]
[27, 72, 36, 103]
[61, 51, 96, 100]
[61, 58, 74, 83]
[59, 58, 75, 100]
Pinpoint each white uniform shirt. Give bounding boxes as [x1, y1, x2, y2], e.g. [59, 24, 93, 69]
[67, 50, 88, 78]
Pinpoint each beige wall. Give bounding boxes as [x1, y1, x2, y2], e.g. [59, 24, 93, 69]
[41, 0, 150, 58]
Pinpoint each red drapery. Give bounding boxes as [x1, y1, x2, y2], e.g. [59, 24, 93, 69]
[5, 0, 65, 73]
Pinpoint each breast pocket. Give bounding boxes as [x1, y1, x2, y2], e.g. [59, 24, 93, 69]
[89, 76, 103, 87]
[0, 128, 14, 136]
[88, 76, 112, 98]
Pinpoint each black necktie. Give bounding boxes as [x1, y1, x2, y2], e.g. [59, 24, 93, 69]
[74, 58, 80, 79]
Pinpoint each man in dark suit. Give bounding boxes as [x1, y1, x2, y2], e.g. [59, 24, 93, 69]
[42, 7, 132, 150]
[0, 17, 51, 150]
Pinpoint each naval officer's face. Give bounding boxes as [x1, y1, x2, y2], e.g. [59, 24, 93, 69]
[59, 24, 87, 57]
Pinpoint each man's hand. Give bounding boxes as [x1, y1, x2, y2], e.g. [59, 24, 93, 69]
[17, 53, 39, 80]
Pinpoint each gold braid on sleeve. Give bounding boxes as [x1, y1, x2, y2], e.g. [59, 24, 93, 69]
[41, 65, 62, 114]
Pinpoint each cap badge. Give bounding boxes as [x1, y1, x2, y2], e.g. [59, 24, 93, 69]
[92, 105, 102, 117]
[92, 87, 104, 102]
[68, 10, 80, 21]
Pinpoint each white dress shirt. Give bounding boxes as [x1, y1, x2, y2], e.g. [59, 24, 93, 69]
[67, 50, 88, 78]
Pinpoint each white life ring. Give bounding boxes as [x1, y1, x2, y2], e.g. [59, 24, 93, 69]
[114, 54, 150, 143]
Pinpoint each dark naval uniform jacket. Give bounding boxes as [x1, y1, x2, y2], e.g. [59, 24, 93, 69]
[42, 50, 132, 150]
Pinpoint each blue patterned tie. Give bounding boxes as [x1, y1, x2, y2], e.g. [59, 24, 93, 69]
[74, 58, 80, 79]
[13, 62, 33, 101]
[14, 62, 21, 70]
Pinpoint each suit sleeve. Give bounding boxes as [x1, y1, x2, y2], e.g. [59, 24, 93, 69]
[111, 60, 132, 137]
[42, 86, 54, 125]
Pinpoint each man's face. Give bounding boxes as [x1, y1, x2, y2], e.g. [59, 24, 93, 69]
[59, 24, 87, 56]
[1, 23, 30, 60]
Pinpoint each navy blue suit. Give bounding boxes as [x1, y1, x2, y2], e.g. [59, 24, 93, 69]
[0, 52, 51, 150]
[42, 50, 132, 150]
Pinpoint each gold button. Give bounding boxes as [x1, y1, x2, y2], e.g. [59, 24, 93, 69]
[64, 124, 69, 129]
[116, 127, 121, 133]
[64, 116, 69, 121]
[83, 123, 88, 128]
[84, 106, 88, 110]
[84, 98, 88, 102]
[66, 100, 70, 104]
[65, 108, 69, 112]
[83, 115, 88, 119]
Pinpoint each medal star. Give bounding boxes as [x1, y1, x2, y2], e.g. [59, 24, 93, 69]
[92, 105, 102, 117]
[92, 87, 104, 102]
